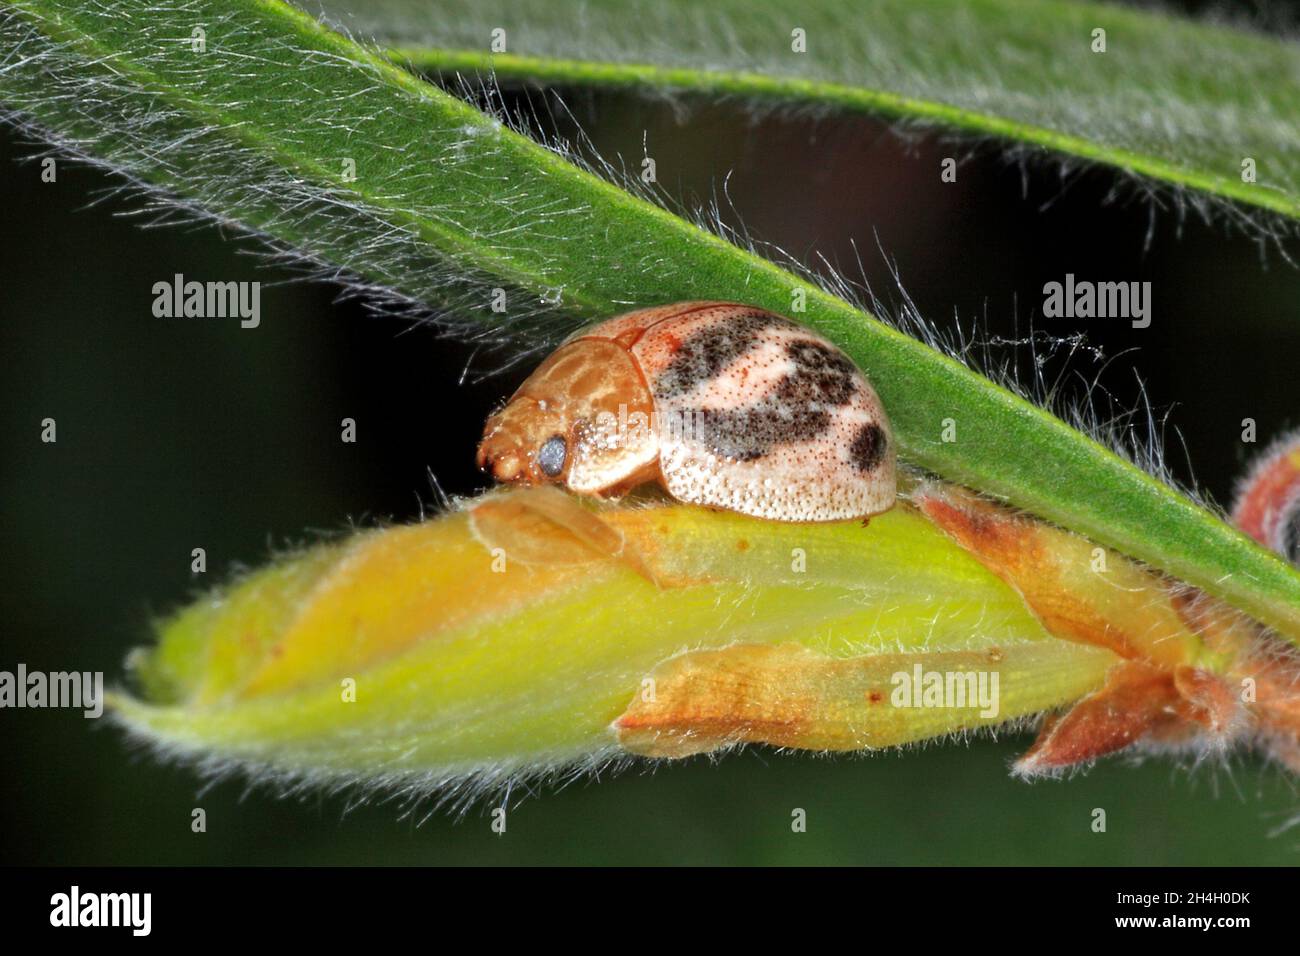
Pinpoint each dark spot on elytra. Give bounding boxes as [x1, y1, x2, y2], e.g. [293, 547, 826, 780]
[777, 340, 858, 407]
[655, 316, 874, 465]
[653, 312, 788, 398]
[850, 423, 886, 473]
[684, 337, 863, 461]
[694, 404, 832, 461]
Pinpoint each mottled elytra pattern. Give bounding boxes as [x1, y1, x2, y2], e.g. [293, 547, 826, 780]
[688, 338, 865, 462]
[781, 340, 860, 406]
[480, 301, 896, 523]
[630, 303, 897, 522]
[653, 311, 785, 400]
[650, 311, 879, 466]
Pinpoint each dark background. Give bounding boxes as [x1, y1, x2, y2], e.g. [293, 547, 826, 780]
[3, 34, 1300, 863]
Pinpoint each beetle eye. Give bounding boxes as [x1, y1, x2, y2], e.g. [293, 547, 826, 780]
[537, 435, 567, 477]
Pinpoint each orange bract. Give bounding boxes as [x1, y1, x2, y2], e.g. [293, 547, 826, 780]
[916, 484, 1300, 775]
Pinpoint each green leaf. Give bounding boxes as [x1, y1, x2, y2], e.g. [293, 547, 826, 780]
[3, 0, 1300, 640]
[329, 0, 1300, 220]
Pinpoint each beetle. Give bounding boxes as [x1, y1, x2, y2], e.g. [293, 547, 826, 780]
[477, 301, 896, 522]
